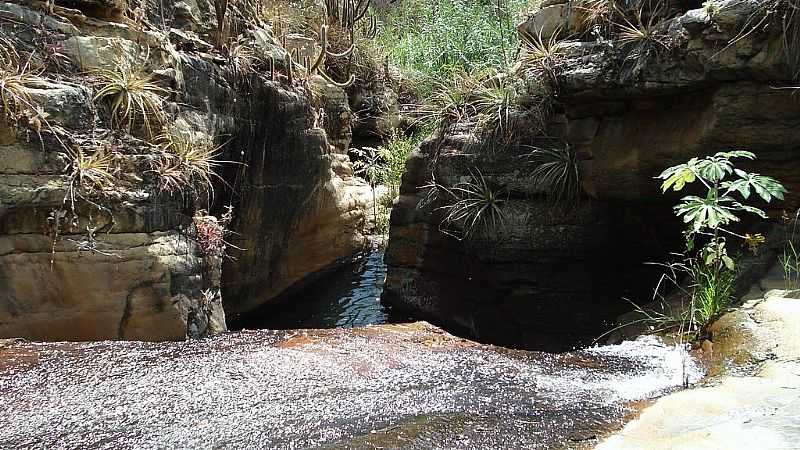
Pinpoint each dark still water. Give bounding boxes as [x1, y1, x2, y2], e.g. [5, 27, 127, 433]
[237, 250, 398, 330]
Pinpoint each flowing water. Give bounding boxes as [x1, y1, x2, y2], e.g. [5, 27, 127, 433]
[0, 324, 702, 449]
[0, 251, 705, 448]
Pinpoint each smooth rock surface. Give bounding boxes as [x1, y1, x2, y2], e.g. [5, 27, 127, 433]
[0, 322, 702, 449]
[598, 291, 800, 449]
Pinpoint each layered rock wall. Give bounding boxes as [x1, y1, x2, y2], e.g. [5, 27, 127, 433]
[0, 0, 379, 340]
[384, 0, 800, 350]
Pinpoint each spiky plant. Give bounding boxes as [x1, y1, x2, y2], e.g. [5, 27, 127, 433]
[527, 145, 581, 207]
[575, 0, 613, 36]
[615, 5, 668, 60]
[437, 168, 507, 240]
[0, 40, 43, 122]
[66, 145, 117, 204]
[472, 73, 519, 138]
[158, 133, 223, 194]
[92, 60, 169, 139]
[70, 146, 116, 189]
[519, 27, 568, 83]
[416, 71, 478, 127]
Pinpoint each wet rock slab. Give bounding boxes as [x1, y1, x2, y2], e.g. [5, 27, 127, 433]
[0, 322, 701, 449]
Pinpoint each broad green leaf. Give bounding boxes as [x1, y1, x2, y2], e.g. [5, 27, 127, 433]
[696, 156, 733, 183]
[732, 202, 768, 219]
[722, 255, 735, 271]
[661, 168, 696, 192]
[719, 150, 756, 160]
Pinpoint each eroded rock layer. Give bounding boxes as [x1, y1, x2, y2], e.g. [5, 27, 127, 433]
[0, 0, 383, 340]
[384, 0, 800, 350]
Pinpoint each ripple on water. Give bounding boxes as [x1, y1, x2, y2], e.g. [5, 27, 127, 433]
[239, 250, 393, 330]
[0, 327, 703, 449]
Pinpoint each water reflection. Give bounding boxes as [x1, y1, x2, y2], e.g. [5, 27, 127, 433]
[241, 250, 394, 330]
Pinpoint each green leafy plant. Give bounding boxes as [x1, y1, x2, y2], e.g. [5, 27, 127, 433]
[657, 150, 787, 329]
[780, 209, 800, 289]
[376, 130, 425, 200]
[436, 168, 507, 240]
[353, 146, 387, 230]
[375, 0, 529, 96]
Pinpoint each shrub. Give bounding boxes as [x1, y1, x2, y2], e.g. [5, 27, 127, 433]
[376, 130, 423, 198]
[657, 150, 787, 330]
[375, 0, 530, 96]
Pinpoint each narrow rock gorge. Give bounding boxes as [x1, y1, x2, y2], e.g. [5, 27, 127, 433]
[1, 0, 800, 447]
[383, 0, 800, 350]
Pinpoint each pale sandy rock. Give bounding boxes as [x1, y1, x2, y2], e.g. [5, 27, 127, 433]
[598, 292, 800, 449]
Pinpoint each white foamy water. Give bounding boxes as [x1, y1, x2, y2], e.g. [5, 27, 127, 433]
[0, 326, 703, 449]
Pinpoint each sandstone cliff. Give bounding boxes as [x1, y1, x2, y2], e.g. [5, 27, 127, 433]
[383, 0, 800, 351]
[0, 0, 385, 340]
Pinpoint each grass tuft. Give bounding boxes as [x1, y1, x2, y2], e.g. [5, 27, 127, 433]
[0, 39, 44, 123]
[92, 58, 169, 139]
[519, 27, 568, 83]
[437, 168, 507, 240]
[527, 145, 581, 207]
[615, 5, 669, 60]
[156, 133, 224, 194]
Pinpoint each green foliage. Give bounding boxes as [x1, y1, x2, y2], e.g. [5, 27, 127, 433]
[353, 146, 386, 232]
[437, 168, 507, 240]
[659, 151, 785, 235]
[657, 150, 787, 330]
[376, 0, 531, 96]
[376, 130, 426, 198]
[472, 73, 521, 138]
[781, 209, 800, 289]
[689, 258, 737, 327]
[527, 145, 581, 207]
